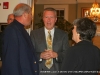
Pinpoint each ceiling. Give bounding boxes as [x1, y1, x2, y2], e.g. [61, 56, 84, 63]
[35, 0, 100, 4]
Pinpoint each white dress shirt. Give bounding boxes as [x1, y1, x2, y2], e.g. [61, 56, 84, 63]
[39, 27, 55, 62]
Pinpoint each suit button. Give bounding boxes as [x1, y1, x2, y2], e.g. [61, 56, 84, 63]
[34, 61, 36, 64]
[35, 71, 37, 72]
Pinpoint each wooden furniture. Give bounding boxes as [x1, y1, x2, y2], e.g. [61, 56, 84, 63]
[93, 36, 100, 48]
[93, 22, 100, 48]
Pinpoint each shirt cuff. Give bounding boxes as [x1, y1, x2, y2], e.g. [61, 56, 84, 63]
[56, 57, 58, 61]
[39, 58, 42, 61]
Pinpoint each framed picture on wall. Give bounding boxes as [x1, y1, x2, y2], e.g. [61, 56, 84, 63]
[0, 23, 8, 32]
[81, 7, 90, 17]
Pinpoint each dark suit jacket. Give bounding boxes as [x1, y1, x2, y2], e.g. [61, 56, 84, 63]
[30, 27, 69, 75]
[59, 40, 100, 75]
[0, 32, 3, 60]
[2, 20, 39, 75]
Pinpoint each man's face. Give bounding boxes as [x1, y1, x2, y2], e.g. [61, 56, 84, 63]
[43, 11, 57, 30]
[7, 14, 14, 24]
[25, 11, 32, 26]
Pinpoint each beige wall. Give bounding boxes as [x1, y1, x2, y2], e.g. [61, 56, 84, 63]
[0, 0, 33, 32]
[93, 36, 100, 48]
[34, 4, 44, 24]
[68, 4, 76, 23]
[68, 3, 92, 23]
[34, 3, 100, 25]
[0, 0, 19, 23]
[77, 3, 92, 18]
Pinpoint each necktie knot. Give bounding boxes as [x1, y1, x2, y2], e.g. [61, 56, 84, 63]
[48, 30, 51, 40]
[48, 30, 51, 34]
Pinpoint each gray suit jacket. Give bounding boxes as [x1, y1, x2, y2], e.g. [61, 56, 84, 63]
[30, 27, 69, 74]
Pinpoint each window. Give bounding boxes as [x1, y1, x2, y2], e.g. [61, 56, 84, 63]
[57, 9, 64, 19]
[44, 5, 68, 20]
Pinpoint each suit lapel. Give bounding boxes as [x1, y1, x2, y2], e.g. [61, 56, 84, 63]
[14, 23, 34, 51]
[53, 28, 59, 50]
[40, 27, 47, 50]
[15, 24, 38, 59]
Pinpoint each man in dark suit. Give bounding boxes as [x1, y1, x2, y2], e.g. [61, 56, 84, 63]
[0, 31, 3, 60]
[59, 18, 100, 75]
[0, 14, 14, 75]
[2, 3, 39, 75]
[30, 7, 69, 75]
[0, 14, 14, 60]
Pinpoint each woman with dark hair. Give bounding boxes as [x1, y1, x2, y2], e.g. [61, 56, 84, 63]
[59, 18, 100, 75]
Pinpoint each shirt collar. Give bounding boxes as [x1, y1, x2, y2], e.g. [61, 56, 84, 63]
[44, 27, 54, 35]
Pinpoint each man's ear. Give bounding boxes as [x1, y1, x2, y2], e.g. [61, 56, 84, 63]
[22, 13, 27, 19]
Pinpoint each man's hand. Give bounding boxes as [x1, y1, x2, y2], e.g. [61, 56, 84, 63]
[47, 50, 58, 58]
[40, 49, 58, 60]
[40, 49, 51, 60]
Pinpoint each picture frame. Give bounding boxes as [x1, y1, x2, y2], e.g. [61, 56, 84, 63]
[0, 23, 8, 32]
[81, 7, 100, 23]
[81, 7, 90, 17]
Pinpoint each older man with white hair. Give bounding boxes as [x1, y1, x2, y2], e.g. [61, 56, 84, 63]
[2, 3, 39, 75]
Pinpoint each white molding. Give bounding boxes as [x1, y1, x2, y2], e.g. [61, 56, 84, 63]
[36, 0, 100, 4]
[44, 5, 69, 21]
[36, 0, 76, 4]
[20, 0, 28, 4]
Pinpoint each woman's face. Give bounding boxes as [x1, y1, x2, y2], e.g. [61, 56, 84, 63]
[72, 26, 80, 43]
